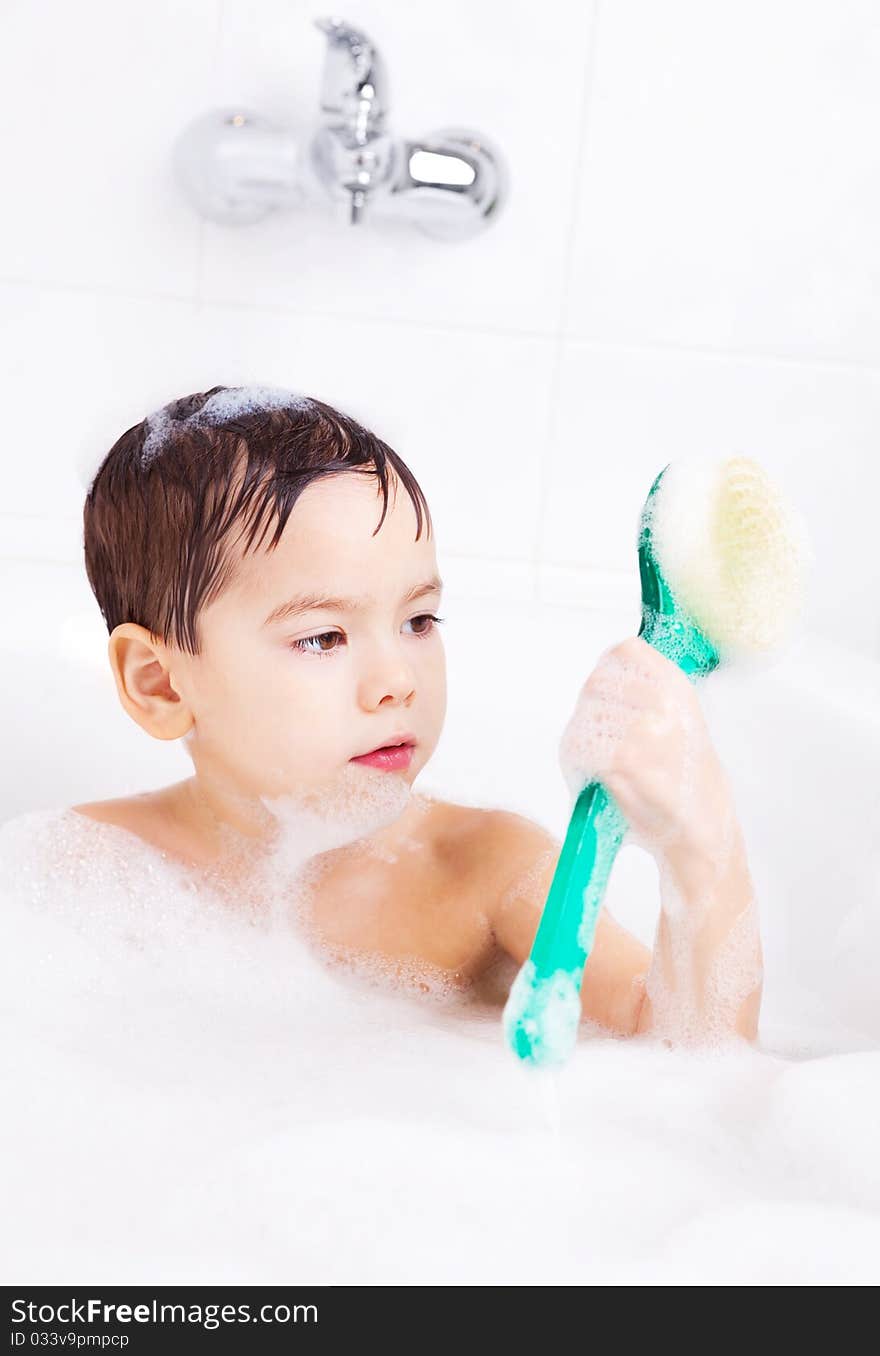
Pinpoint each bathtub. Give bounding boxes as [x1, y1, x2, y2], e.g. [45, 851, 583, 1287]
[2, 557, 879, 1284]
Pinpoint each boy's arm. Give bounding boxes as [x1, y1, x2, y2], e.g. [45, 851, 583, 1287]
[485, 812, 651, 1037]
[640, 812, 763, 1042]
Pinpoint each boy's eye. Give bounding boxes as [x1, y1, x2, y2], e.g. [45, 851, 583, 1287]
[289, 613, 445, 657]
[290, 630, 342, 655]
[407, 612, 444, 637]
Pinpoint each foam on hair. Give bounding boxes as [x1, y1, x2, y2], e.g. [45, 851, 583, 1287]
[140, 384, 315, 466]
[645, 455, 811, 657]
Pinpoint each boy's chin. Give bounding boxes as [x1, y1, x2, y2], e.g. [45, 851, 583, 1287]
[259, 762, 413, 865]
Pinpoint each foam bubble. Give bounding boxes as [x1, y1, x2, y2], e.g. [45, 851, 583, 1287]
[558, 649, 641, 802]
[643, 857, 764, 1050]
[195, 385, 314, 425]
[140, 385, 314, 466]
[498, 845, 559, 916]
[309, 939, 471, 1006]
[502, 958, 583, 1068]
[260, 763, 414, 875]
[140, 406, 173, 465]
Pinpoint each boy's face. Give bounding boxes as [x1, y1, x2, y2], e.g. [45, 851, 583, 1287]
[169, 472, 447, 811]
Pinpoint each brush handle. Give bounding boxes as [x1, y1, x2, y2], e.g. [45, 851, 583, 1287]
[502, 781, 627, 1068]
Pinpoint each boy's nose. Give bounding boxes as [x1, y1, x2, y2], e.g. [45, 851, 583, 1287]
[359, 658, 417, 710]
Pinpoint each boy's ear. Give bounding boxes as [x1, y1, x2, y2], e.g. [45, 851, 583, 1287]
[107, 623, 194, 741]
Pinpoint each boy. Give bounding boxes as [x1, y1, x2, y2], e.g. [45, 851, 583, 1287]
[74, 385, 762, 1043]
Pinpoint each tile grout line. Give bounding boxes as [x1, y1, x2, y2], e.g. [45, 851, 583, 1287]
[2, 273, 880, 379]
[532, 0, 605, 603]
[194, 0, 228, 310]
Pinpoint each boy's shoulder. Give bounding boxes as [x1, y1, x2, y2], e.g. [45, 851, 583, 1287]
[71, 791, 164, 826]
[69, 791, 177, 856]
[440, 800, 558, 845]
[430, 799, 560, 893]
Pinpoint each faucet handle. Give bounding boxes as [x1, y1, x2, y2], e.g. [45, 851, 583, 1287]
[313, 16, 389, 130]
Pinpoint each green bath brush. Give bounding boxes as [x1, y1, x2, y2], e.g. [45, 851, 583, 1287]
[503, 456, 807, 1069]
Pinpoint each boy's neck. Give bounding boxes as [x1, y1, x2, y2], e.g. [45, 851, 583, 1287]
[164, 774, 432, 875]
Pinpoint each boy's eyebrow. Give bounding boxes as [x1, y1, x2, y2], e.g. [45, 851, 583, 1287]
[262, 575, 444, 627]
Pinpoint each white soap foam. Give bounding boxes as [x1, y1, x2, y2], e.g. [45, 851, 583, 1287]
[140, 385, 315, 466]
[643, 858, 764, 1049]
[260, 762, 414, 872]
[195, 385, 314, 425]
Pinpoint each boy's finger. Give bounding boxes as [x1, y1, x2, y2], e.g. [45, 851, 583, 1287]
[608, 635, 694, 696]
[582, 662, 670, 713]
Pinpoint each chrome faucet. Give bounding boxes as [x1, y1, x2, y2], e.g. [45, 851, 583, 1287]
[310, 18, 396, 225]
[172, 15, 507, 239]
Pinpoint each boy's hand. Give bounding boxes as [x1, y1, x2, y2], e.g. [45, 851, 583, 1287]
[558, 636, 734, 869]
[490, 634, 761, 1043]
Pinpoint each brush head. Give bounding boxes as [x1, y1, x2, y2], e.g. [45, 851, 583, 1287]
[642, 455, 811, 658]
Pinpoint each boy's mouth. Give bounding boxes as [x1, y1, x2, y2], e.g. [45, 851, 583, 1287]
[349, 737, 414, 759]
[349, 734, 416, 770]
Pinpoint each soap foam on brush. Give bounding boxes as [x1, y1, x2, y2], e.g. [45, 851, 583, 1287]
[646, 455, 812, 658]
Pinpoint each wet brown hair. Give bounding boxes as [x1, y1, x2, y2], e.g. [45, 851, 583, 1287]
[83, 385, 433, 655]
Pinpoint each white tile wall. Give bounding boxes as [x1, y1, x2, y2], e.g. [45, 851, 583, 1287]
[541, 341, 880, 651]
[564, 0, 880, 366]
[0, 1, 217, 296]
[0, 283, 559, 562]
[1, 0, 878, 822]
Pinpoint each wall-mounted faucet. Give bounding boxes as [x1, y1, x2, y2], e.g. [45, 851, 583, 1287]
[173, 16, 507, 239]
